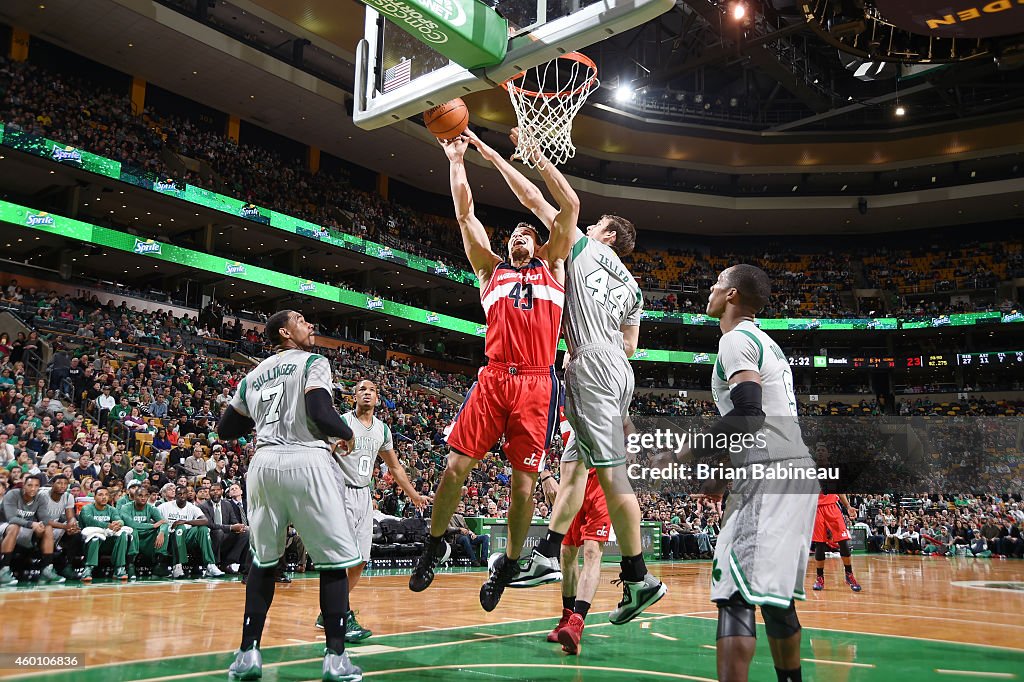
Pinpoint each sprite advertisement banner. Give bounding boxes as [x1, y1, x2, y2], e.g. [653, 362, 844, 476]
[363, 0, 508, 69]
[2, 126, 121, 179]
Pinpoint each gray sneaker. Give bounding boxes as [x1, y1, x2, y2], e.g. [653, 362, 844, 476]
[322, 648, 362, 681]
[507, 548, 562, 588]
[608, 572, 667, 625]
[0, 566, 17, 587]
[227, 646, 262, 680]
[40, 565, 66, 584]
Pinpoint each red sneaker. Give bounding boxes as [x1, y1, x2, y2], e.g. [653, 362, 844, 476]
[846, 574, 863, 592]
[812, 575, 825, 591]
[558, 614, 585, 655]
[547, 609, 573, 643]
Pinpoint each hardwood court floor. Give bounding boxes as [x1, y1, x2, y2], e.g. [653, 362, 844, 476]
[0, 556, 1021, 681]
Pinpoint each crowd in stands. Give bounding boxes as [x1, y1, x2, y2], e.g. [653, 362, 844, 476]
[0, 55, 467, 265]
[0, 284, 1021, 584]
[864, 243, 1024, 294]
[4, 55, 1024, 322]
[852, 494, 1024, 558]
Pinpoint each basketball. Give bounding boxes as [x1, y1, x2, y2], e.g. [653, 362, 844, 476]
[423, 98, 469, 140]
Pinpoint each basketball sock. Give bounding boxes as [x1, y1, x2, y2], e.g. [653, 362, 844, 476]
[563, 595, 575, 611]
[844, 564, 854, 575]
[816, 567, 824, 578]
[573, 600, 591, 620]
[42, 553, 54, 568]
[538, 531, 565, 558]
[775, 667, 802, 682]
[239, 565, 277, 650]
[0, 553, 10, 568]
[320, 569, 350, 654]
[620, 554, 647, 582]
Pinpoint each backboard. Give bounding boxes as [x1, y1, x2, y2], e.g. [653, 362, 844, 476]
[353, 0, 674, 130]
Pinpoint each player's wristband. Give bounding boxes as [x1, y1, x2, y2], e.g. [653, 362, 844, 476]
[539, 474, 554, 484]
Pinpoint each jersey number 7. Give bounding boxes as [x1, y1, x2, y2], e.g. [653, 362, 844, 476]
[261, 385, 284, 424]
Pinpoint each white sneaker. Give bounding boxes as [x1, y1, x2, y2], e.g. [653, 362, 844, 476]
[171, 564, 185, 579]
[229, 563, 241, 573]
[507, 549, 562, 588]
[206, 563, 225, 577]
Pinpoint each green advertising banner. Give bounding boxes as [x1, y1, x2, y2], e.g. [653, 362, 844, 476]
[2, 127, 121, 179]
[2, 201, 729, 365]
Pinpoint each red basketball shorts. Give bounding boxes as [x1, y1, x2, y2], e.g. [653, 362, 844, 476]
[564, 468, 611, 546]
[812, 503, 850, 544]
[446, 364, 558, 473]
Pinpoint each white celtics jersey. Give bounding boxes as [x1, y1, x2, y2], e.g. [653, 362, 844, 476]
[337, 411, 393, 488]
[157, 500, 205, 523]
[564, 227, 643, 354]
[711, 320, 808, 466]
[230, 349, 335, 451]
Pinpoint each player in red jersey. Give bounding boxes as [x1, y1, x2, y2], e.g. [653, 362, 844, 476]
[545, 413, 611, 655]
[812, 445, 862, 592]
[410, 132, 578, 614]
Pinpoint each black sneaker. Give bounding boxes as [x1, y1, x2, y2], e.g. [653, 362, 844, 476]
[409, 539, 451, 592]
[479, 554, 520, 612]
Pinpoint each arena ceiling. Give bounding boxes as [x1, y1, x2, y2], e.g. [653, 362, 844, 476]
[2, 0, 1024, 234]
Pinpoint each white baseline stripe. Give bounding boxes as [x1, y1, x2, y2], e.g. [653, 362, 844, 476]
[802, 658, 875, 669]
[934, 671, 1016, 679]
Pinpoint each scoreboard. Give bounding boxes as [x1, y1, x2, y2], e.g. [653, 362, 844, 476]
[783, 351, 1024, 369]
[956, 351, 1024, 366]
[852, 357, 896, 368]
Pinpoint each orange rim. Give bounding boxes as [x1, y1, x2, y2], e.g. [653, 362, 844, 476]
[501, 52, 598, 99]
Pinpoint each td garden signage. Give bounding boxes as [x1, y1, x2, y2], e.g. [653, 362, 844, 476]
[876, 0, 1024, 38]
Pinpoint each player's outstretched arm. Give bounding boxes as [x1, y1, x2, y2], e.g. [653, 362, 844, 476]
[379, 448, 427, 510]
[442, 135, 501, 287]
[464, 128, 558, 230]
[521, 130, 580, 262]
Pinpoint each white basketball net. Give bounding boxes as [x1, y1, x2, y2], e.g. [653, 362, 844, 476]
[503, 53, 599, 169]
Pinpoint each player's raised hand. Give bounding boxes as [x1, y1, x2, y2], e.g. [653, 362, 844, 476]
[409, 492, 428, 511]
[463, 128, 493, 157]
[439, 134, 470, 162]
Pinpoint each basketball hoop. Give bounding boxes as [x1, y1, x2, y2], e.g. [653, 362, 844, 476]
[502, 52, 599, 169]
